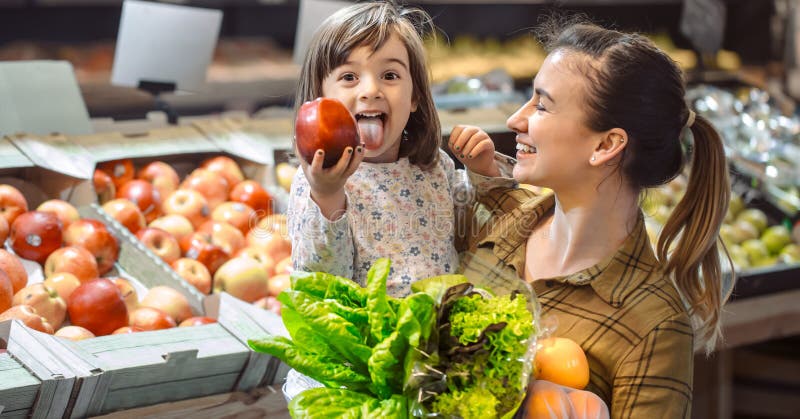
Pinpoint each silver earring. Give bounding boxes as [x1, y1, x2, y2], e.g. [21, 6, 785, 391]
[591, 156, 596, 162]
[402, 129, 409, 141]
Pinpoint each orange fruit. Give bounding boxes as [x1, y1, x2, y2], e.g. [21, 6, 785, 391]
[534, 337, 590, 390]
[525, 380, 574, 419]
[568, 389, 609, 419]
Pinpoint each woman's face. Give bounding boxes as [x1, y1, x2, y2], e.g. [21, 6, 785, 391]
[506, 50, 600, 189]
[321, 32, 417, 164]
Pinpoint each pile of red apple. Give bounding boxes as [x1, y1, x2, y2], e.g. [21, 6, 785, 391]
[94, 155, 290, 314]
[0, 184, 214, 339]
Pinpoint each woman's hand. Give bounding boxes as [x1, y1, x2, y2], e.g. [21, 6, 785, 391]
[299, 143, 364, 220]
[448, 125, 501, 177]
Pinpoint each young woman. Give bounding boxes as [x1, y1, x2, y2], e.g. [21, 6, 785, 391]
[463, 22, 733, 418]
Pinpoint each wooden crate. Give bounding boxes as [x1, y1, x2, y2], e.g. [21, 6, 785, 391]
[0, 320, 75, 419]
[204, 292, 290, 390]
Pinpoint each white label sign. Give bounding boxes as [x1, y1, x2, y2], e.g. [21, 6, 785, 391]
[111, 0, 222, 93]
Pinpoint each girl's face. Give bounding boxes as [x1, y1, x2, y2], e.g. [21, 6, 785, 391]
[322, 32, 417, 164]
[506, 50, 601, 189]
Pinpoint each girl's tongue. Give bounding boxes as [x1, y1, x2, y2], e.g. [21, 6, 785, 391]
[358, 118, 384, 150]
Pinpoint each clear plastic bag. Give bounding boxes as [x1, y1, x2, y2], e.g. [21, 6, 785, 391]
[404, 251, 541, 418]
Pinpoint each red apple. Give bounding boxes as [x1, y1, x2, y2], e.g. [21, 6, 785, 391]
[43, 272, 81, 302]
[0, 249, 28, 293]
[178, 316, 217, 327]
[9, 211, 62, 264]
[0, 304, 54, 334]
[295, 97, 359, 168]
[181, 168, 229, 210]
[213, 258, 269, 303]
[136, 227, 180, 264]
[171, 258, 212, 294]
[229, 180, 272, 216]
[268, 273, 291, 297]
[63, 219, 119, 275]
[211, 201, 256, 235]
[274, 256, 293, 276]
[129, 307, 176, 331]
[149, 214, 194, 243]
[139, 286, 193, 323]
[138, 161, 180, 200]
[117, 179, 162, 223]
[110, 277, 138, 315]
[233, 246, 276, 278]
[102, 198, 146, 234]
[13, 283, 67, 329]
[181, 232, 230, 275]
[68, 278, 128, 336]
[54, 325, 95, 341]
[275, 162, 297, 193]
[201, 156, 244, 189]
[0, 184, 28, 225]
[197, 220, 245, 256]
[253, 295, 281, 315]
[93, 169, 116, 203]
[44, 246, 99, 284]
[0, 269, 12, 313]
[97, 159, 135, 191]
[162, 189, 210, 229]
[246, 229, 292, 262]
[112, 326, 135, 335]
[0, 215, 8, 244]
[254, 214, 288, 237]
[36, 199, 79, 230]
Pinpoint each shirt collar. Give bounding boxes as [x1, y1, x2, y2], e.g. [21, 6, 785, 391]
[478, 191, 659, 307]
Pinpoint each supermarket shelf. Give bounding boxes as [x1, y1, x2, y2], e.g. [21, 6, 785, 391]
[733, 264, 800, 300]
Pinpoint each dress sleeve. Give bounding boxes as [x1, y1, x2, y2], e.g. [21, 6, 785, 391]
[443, 150, 517, 252]
[286, 169, 356, 279]
[466, 151, 518, 195]
[611, 312, 694, 419]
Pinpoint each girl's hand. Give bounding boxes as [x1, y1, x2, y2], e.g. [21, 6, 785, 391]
[299, 143, 364, 220]
[448, 125, 501, 177]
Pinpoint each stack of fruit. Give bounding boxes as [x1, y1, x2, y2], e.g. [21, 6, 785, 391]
[93, 155, 292, 314]
[642, 178, 799, 271]
[0, 184, 214, 339]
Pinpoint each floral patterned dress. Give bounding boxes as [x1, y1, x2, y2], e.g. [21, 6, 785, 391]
[288, 149, 514, 297]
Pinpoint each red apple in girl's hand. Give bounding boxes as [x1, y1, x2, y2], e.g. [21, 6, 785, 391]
[10, 211, 62, 264]
[295, 97, 359, 168]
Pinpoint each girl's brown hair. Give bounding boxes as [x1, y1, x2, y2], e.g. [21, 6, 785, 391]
[543, 22, 733, 353]
[295, 1, 441, 170]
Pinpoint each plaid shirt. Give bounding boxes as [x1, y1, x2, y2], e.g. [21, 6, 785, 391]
[461, 187, 693, 419]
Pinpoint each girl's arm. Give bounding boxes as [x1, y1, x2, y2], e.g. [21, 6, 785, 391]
[287, 169, 356, 279]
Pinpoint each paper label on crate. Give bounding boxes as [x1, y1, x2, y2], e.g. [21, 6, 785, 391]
[74, 128, 219, 161]
[0, 137, 33, 169]
[0, 61, 93, 137]
[8, 134, 94, 179]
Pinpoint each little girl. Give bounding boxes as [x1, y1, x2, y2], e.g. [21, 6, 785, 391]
[288, 1, 512, 296]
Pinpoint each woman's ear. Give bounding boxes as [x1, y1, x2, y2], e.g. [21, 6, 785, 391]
[589, 128, 628, 166]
